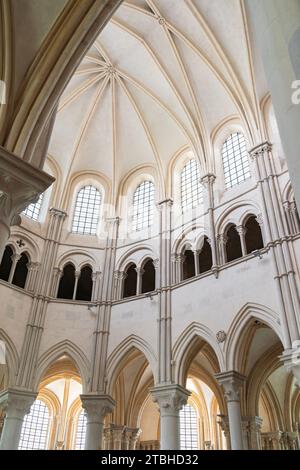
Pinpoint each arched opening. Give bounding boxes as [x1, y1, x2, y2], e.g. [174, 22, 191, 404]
[76, 266, 93, 301]
[57, 264, 76, 300]
[0, 246, 13, 282]
[179, 337, 225, 450]
[182, 250, 195, 280]
[21, 356, 85, 450]
[18, 399, 50, 450]
[141, 259, 155, 294]
[109, 347, 157, 450]
[230, 317, 293, 449]
[12, 252, 29, 288]
[198, 238, 213, 274]
[245, 216, 264, 254]
[225, 225, 242, 262]
[123, 264, 137, 298]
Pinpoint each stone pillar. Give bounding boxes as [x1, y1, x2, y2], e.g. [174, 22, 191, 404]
[217, 234, 227, 265]
[280, 341, 300, 388]
[201, 174, 217, 268]
[157, 199, 173, 383]
[135, 267, 144, 295]
[7, 254, 21, 283]
[250, 142, 300, 346]
[26, 262, 41, 293]
[193, 250, 200, 276]
[246, 0, 300, 210]
[215, 371, 246, 450]
[153, 258, 160, 290]
[0, 146, 54, 259]
[73, 270, 80, 300]
[0, 388, 37, 450]
[151, 384, 190, 450]
[236, 226, 247, 257]
[217, 415, 231, 450]
[80, 394, 115, 450]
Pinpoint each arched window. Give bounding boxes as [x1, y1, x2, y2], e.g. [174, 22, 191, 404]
[141, 259, 156, 294]
[0, 246, 13, 282]
[76, 266, 93, 301]
[132, 181, 155, 232]
[225, 225, 242, 262]
[182, 249, 195, 280]
[18, 399, 50, 450]
[198, 237, 213, 273]
[23, 193, 43, 221]
[12, 252, 29, 288]
[123, 264, 137, 298]
[72, 186, 102, 235]
[181, 159, 203, 211]
[245, 216, 264, 254]
[180, 404, 198, 450]
[75, 410, 87, 450]
[222, 133, 250, 189]
[57, 264, 76, 299]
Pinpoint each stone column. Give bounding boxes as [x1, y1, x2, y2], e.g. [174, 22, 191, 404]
[217, 415, 231, 450]
[280, 341, 300, 388]
[217, 234, 227, 265]
[80, 394, 115, 450]
[215, 371, 246, 450]
[201, 174, 217, 268]
[135, 267, 144, 295]
[245, 0, 300, 210]
[0, 146, 54, 259]
[250, 142, 300, 346]
[236, 226, 247, 257]
[73, 270, 81, 300]
[7, 254, 21, 283]
[151, 384, 190, 450]
[193, 250, 200, 276]
[0, 388, 37, 450]
[157, 199, 174, 383]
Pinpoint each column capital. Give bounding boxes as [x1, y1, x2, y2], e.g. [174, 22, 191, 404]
[157, 198, 174, 208]
[249, 141, 272, 160]
[49, 207, 67, 219]
[0, 146, 54, 226]
[150, 384, 190, 415]
[215, 371, 246, 402]
[200, 173, 216, 187]
[280, 344, 300, 388]
[0, 388, 37, 417]
[80, 393, 115, 420]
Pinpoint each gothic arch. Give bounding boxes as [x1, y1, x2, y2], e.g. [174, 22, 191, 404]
[34, 340, 91, 393]
[172, 322, 225, 386]
[225, 303, 283, 371]
[0, 328, 19, 387]
[106, 335, 158, 395]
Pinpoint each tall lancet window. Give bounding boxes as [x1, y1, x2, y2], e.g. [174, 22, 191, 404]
[181, 159, 203, 211]
[180, 404, 198, 450]
[132, 181, 155, 231]
[75, 410, 87, 450]
[23, 193, 43, 221]
[18, 400, 50, 450]
[72, 186, 102, 235]
[222, 133, 250, 189]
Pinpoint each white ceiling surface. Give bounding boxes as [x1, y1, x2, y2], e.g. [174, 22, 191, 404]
[49, 0, 267, 203]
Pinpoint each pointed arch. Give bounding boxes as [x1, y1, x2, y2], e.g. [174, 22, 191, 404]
[106, 335, 158, 394]
[172, 322, 225, 386]
[0, 328, 19, 387]
[34, 340, 91, 393]
[224, 303, 283, 371]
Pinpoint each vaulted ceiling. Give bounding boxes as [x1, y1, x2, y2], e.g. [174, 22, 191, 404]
[49, 0, 268, 203]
